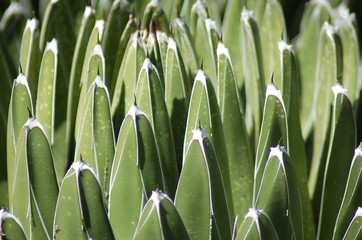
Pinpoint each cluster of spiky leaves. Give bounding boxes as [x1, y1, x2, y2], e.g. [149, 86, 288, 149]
[0, 0, 361, 239]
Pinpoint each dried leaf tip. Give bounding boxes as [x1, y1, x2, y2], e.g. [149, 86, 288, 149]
[169, 26, 174, 38]
[150, 18, 156, 33]
[176, 7, 180, 18]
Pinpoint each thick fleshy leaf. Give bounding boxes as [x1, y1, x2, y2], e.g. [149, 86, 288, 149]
[36, 39, 57, 145]
[0, 2, 28, 76]
[342, 207, 362, 240]
[254, 146, 303, 239]
[260, 0, 287, 83]
[193, 16, 219, 85]
[317, 84, 356, 240]
[222, 0, 245, 94]
[333, 144, 362, 240]
[65, 6, 96, 168]
[74, 77, 115, 204]
[102, 0, 130, 90]
[135, 58, 178, 197]
[309, 23, 343, 212]
[75, 43, 105, 141]
[175, 128, 231, 240]
[183, 69, 233, 218]
[173, 16, 198, 82]
[111, 31, 146, 131]
[12, 118, 59, 239]
[0, 208, 27, 240]
[296, 0, 331, 137]
[133, 191, 189, 240]
[254, 83, 288, 198]
[108, 104, 163, 239]
[39, 0, 76, 83]
[217, 42, 253, 222]
[164, 36, 190, 169]
[240, 8, 265, 147]
[277, 41, 316, 239]
[333, 5, 360, 107]
[109, 14, 137, 99]
[6, 74, 33, 210]
[235, 208, 278, 240]
[141, 0, 169, 34]
[19, 18, 40, 103]
[146, 20, 165, 91]
[53, 161, 114, 240]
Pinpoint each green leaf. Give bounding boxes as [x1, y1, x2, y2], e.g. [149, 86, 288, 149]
[19, 18, 41, 103]
[146, 21, 165, 91]
[164, 36, 191, 169]
[309, 23, 343, 213]
[183, 69, 233, 219]
[141, 0, 170, 35]
[109, 14, 137, 99]
[135, 58, 178, 197]
[74, 77, 115, 205]
[240, 8, 265, 148]
[317, 84, 356, 240]
[12, 118, 59, 239]
[0, 208, 27, 240]
[333, 144, 362, 240]
[6, 74, 33, 210]
[254, 83, 288, 199]
[260, 0, 286, 83]
[193, 16, 219, 85]
[75, 43, 105, 142]
[254, 146, 303, 239]
[65, 6, 96, 169]
[277, 40, 316, 239]
[333, 5, 360, 107]
[108, 104, 163, 239]
[111, 31, 146, 131]
[222, 0, 245, 95]
[175, 128, 231, 240]
[245, 0, 267, 24]
[234, 208, 278, 240]
[216, 42, 253, 222]
[53, 160, 114, 240]
[173, 16, 198, 81]
[342, 207, 362, 240]
[296, 1, 331, 137]
[180, 0, 197, 25]
[36, 39, 57, 146]
[39, 0, 76, 83]
[102, 0, 131, 91]
[0, 2, 29, 76]
[133, 190, 190, 240]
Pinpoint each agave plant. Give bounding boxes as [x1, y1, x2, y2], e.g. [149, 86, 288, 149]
[0, 0, 362, 239]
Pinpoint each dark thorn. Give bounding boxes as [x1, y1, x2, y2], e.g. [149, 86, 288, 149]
[96, 32, 100, 45]
[200, 59, 204, 70]
[146, 48, 149, 58]
[219, 33, 223, 43]
[137, 29, 141, 39]
[27, 107, 32, 118]
[80, 154, 83, 162]
[134, 93, 137, 106]
[281, 28, 284, 40]
[277, 137, 283, 147]
[97, 66, 100, 76]
[271, 72, 275, 84]
[198, 120, 202, 130]
[19, 64, 23, 74]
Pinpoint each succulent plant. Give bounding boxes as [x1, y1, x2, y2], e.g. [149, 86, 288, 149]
[0, 0, 362, 239]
